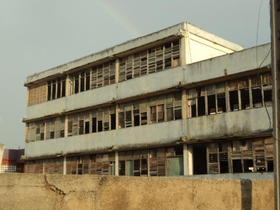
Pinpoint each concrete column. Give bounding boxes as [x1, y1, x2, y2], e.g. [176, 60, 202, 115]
[182, 90, 188, 119]
[65, 75, 72, 96]
[115, 59, 120, 83]
[44, 122, 47, 140]
[180, 32, 192, 66]
[183, 144, 193, 176]
[63, 156, 67, 175]
[115, 151, 119, 176]
[116, 104, 120, 130]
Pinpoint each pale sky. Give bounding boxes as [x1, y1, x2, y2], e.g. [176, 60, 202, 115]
[0, 0, 270, 148]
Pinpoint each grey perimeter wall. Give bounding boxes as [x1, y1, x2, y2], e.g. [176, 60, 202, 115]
[0, 173, 274, 210]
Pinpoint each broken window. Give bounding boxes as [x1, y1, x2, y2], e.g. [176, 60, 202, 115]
[125, 110, 132, 127]
[150, 106, 156, 123]
[79, 120, 84, 135]
[85, 121, 90, 134]
[92, 117, 97, 133]
[141, 112, 147, 125]
[251, 76, 262, 108]
[110, 114, 116, 130]
[133, 108, 140, 126]
[157, 104, 165, 122]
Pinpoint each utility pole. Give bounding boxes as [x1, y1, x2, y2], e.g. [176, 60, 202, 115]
[271, 0, 280, 209]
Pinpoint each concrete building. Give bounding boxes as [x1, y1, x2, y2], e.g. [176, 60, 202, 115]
[23, 22, 273, 176]
[0, 146, 24, 173]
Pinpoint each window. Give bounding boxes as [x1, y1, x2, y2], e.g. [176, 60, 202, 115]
[110, 114, 116, 130]
[47, 78, 67, 101]
[85, 121, 90, 134]
[133, 108, 140, 126]
[92, 118, 97, 133]
[119, 40, 180, 82]
[150, 106, 156, 123]
[157, 104, 165, 122]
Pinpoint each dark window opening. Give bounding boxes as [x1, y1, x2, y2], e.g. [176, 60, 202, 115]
[98, 120, 103, 132]
[264, 89, 272, 104]
[40, 133, 44, 140]
[207, 95, 216, 114]
[110, 114, 116, 130]
[198, 96, 206, 116]
[229, 90, 239, 111]
[47, 82, 52, 100]
[57, 81, 61, 98]
[141, 159, 148, 175]
[193, 145, 207, 174]
[119, 161, 125, 176]
[77, 164, 83, 175]
[219, 152, 229, 173]
[252, 88, 262, 107]
[267, 160, 274, 172]
[50, 131, 55, 139]
[85, 121, 90, 134]
[61, 80, 66, 97]
[133, 159, 140, 176]
[133, 110, 140, 126]
[243, 159, 254, 172]
[240, 89, 250, 109]
[74, 76, 79, 94]
[85, 72, 90, 90]
[232, 159, 243, 173]
[217, 93, 226, 113]
[175, 145, 183, 156]
[92, 118, 97, 133]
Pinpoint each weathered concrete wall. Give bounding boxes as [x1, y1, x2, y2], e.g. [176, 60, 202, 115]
[25, 107, 272, 158]
[0, 173, 273, 210]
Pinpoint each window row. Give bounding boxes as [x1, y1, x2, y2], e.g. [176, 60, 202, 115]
[71, 61, 115, 94]
[192, 137, 274, 175]
[118, 92, 182, 128]
[119, 40, 180, 82]
[26, 92, 182, 142]
[47, 78, 66, 101]
[188, 73, 272, 118]
[26, 117, 65, 142]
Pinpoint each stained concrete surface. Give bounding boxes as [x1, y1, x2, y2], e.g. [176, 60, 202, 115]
[0, 173, 274, 210]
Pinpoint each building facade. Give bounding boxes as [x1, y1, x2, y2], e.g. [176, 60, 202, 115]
[23, 22, 273, 176]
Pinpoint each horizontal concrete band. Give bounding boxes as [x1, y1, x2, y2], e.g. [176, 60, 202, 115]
[25, 43, 271, 121]
[25, 107, 272, 158]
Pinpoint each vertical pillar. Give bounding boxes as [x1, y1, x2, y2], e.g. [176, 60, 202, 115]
[183, 144, 193, 176]
[115, 58, 120, 83]
[180, 31, 192, 66]
[44, 122, 47, 140]
[65, 75, 72, 96]
[271, 1, 280, 209]
[64, 115, 68, 137]
[116, 104, 120, 129]
[182, 90, 188, 119]
[115, 151, 119, 176]
[63, 156, 67, 175]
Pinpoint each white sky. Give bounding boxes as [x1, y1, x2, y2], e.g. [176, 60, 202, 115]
[0, 0, 270, 148]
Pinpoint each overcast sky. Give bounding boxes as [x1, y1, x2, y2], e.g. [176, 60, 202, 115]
[0, 0, 270, 149]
